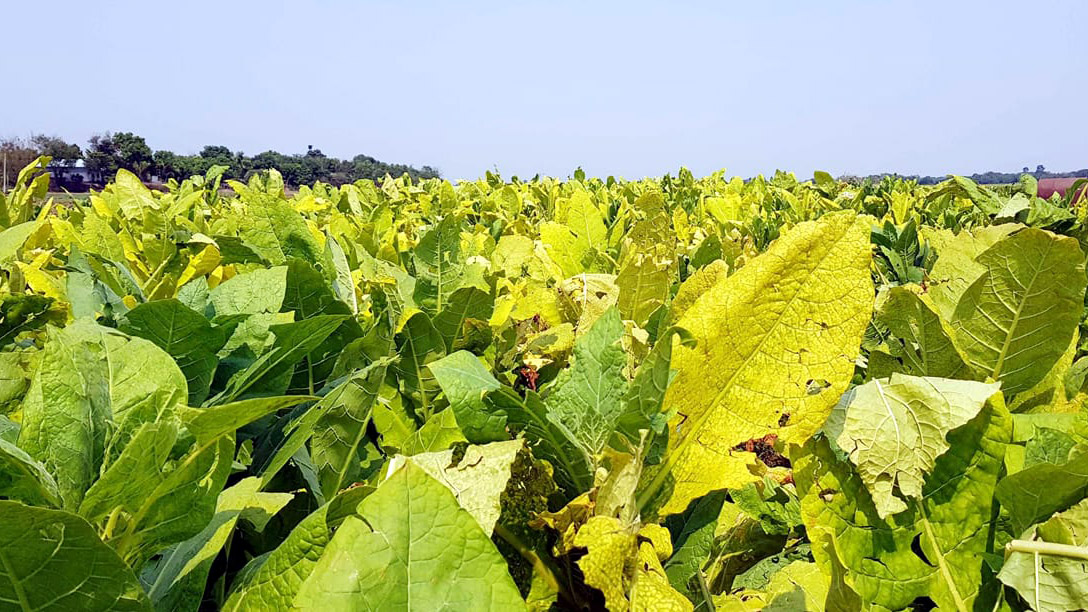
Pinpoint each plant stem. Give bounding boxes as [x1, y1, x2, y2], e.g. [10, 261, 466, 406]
[103, 505, 123, 541]
[142, 256, 171, 295]
[1006, 539, 1088, 561]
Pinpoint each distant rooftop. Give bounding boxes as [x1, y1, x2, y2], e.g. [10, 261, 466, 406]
[1039, 177, 1087, 199]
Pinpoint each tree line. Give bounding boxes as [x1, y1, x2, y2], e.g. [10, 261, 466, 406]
[0, 132, 441, 189]
[842, 164, 1087, 186]
[2, 132, 1082, 190]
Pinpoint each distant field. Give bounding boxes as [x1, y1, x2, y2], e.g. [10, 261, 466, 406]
[46, 191, 90, 204]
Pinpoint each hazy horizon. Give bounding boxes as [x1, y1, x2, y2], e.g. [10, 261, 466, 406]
[4, 0, 1085, 181]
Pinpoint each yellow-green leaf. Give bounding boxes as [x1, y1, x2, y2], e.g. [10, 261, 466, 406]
[640, 212, 873, 516]
[950, 228, 1086, 395]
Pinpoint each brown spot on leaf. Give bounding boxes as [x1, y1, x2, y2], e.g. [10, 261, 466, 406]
[515, 365, 539, 394]
[733, 433, 790, 468]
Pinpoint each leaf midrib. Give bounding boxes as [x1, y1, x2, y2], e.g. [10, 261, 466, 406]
[0, 546, 32, 611]
[917, 500, 968, 612]
[989, 239, 1054, 380]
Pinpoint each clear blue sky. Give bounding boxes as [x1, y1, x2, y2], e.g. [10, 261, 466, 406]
[4, 0, 1085, 180]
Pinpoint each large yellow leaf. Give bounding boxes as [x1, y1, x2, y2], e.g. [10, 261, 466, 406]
[641, 212, 873, 516]
[177, 244, 221, 287]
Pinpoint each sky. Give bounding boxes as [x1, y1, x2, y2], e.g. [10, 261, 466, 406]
[3, 0, 1086, 181]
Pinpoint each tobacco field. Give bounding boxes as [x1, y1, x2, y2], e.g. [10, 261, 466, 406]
[2, 157, 1088, 611]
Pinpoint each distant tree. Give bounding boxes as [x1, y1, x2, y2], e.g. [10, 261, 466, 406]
[0, 137, 40, 189]
[84, 133, 120, 177]
[132, 161, 151, 181]
[1036, 164, 1046, 175]
[200, 145, 233, 159]
[153, 150, 183, 180]
[49, 135, 440, 187]
[31, 135, 82, 166]
[250, 150, 284, 170]
[1023, 166, 1030, 173]
[196, 145, 249, 179]
[86, 132, 153, 179]
[114, 133, 153, 176]
[228, 151, 251, 180]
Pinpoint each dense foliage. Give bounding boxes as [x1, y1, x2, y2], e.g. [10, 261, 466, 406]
[1, 160, 1088, 611]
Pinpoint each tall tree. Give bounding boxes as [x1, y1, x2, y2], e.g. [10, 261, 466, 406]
[113, 132, 153, 177]
[31, 135, 82, 166]
[85, 132, 154, 178]
[84, 133, 120, 177]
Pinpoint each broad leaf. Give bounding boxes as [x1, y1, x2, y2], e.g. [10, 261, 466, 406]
[322, 232, 357, 313]
[0, 294, 59, 348]
[143, 478, 292, 612]
[640, 212, 874, 516]
[413, 215, 464, 313]
[618, 326, 692, 460]
[120, 299, 227, 405]
[546, 307, 628, 461]
[429, 350, 505, 442]
[281, 259, 363, 394]
[996, 450, 1088, 536]
[79, 421, 179, 522]
[0, 221, 38, 265]
[222, 488, 373, 611]
[395, 438, 523, 535]
[0, 501, 150, 611]
[923, 224, 1017, 318]
[210, 315, 346, 404]
[950, 228, 1086, 395]
[400, 408, 467, 455]
[872, 286, 975, 379]
[310, 359, 390, 499]
[293, 462, 525, 610]
[209, 266, 287, 316]
[487, 386, 591, 495]
[663, 490, 727, 603]
[393, 311, 446, 413]
[616, 245, 673, 328]
[182, 396, 314, 444]
[238, 197, 322, 265]
[19, 322, 187, 509]
[0, 437, 61, 507]
[794, 393, 1011, 611]
[111, 435, 235, 568]
[998, 498, 1088, 611]
[432, 286, 493, 352]
[823, 375, 1001, 517]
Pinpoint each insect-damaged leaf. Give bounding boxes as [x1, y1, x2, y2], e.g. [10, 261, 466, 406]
[640, 212, 873, 516]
